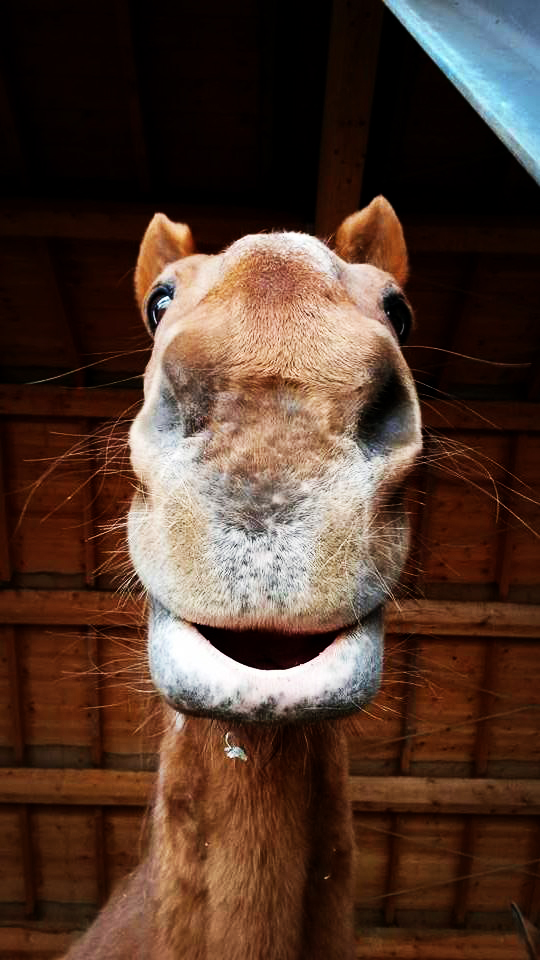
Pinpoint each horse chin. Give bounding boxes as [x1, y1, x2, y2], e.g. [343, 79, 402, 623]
[147, 598, 384, 723]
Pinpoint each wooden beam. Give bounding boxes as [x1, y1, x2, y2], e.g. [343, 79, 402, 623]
[0, 199, 305, 248]
[383, 812, 402, 925]
[0, 926, 524, 959]
[2, 770, 540, 814]
[350, 777, 540, 815]
[0, 201, 538, 253]
[527, 825, 540, 925]
[436, 254, 480, 393]
[452, 817, 476, 927]
[0, 67, 26, 177]
[113, 0, 150, 192]
[419, 399, 540, 433]
[2, 384, 539, 432]
[81, 430, 97, 588]
[34, 241, 84, 384]
[495, 436, 520, 601]
[388, 599, 540, 638]
[315, 0, 384, 237]
[0, 590, 539, 637]
[18, 805, 36, 919]
[0, 926, 75, 956]
[355, 928, 523, 959]
[93, 807, 108, 907]
[0, 426, 12, 582]
[0, 768, 152, 806]
[403, 216, 540, 255]
[0, 384, 142, 419]
[4, 627, 24, 762]
[0, 589, 142, 626]
[87, 629, 102, 766]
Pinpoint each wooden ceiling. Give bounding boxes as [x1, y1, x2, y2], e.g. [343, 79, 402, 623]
[0, 1, 540, 957]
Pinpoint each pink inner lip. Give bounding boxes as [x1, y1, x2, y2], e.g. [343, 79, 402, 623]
[194, 623, 344, 670]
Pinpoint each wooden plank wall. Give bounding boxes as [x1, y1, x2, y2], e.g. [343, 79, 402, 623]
[0, 381, 539, 957]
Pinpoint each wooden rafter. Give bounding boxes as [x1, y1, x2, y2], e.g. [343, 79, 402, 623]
[113, 0, 151, 192]
[34, 241, 84, 385]
[0, 426, 11, 582]
[0, 65, 26, 177]
[0, 200, 539, 253]
[315, 0, 384, 237]
[0, 200, 305, 248]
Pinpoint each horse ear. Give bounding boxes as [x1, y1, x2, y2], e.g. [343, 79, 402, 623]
[135, 213, 195, 306]
[335, 195, 408, 287]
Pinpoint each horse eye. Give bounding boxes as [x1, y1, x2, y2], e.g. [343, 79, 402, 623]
[382, 290, 412, 345]
[146, 283, 175, 335]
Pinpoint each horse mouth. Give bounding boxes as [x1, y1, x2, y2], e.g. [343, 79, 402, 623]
[193, 623, 345, 670]
[148, 599, 384, 722]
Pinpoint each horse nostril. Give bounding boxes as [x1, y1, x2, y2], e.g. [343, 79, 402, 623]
[159, 358, 214, 439]
[355, 370, 418, 457]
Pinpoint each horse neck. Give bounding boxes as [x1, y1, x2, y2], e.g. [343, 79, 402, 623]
[150, 711, 356, 960]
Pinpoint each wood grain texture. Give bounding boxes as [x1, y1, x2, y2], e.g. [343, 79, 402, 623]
[0, 926, 525, 959]
[2, 770, 540, 814]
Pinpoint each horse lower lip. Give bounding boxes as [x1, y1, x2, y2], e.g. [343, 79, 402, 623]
[193, 623, 346, 670]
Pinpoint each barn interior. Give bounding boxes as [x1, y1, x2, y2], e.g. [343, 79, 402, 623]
[1, 0, 540, 957]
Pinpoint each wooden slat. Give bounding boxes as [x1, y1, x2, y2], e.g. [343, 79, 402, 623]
[452, 817, 476, 927]
[0, 590, 539, 636]
[5, 627, 24, 762]
[383, 813, 402, 925]
[315, 0, 383, 237]
[18, 805, 36, 919]
[474, 639, 499, 778]
[0, 926, 524, 959]
[86, 629, 102, 766]
[2, 384, 539, 432]
[93, 807, 108, 907]
[2, 770, 540, 814]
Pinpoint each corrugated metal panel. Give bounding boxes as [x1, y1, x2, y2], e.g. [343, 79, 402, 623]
[383, 0, 540, 184]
